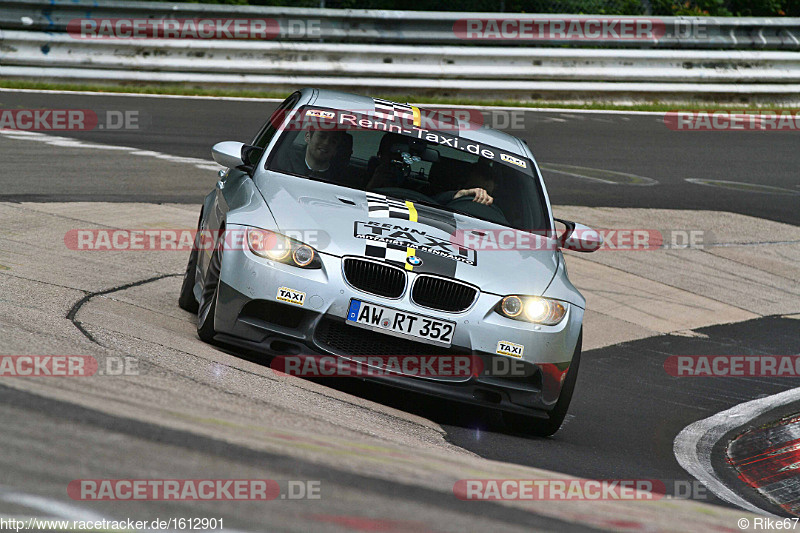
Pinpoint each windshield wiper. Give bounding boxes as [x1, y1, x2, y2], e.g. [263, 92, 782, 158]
[378, 192, 457, 213]
[409, 198, 472, 217]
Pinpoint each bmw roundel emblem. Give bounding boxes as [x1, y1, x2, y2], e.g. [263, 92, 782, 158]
[407, 255, 423, 267]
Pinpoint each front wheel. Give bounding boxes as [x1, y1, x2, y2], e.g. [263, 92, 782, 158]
[502, 330, 582, 437]
[178, 247, 199, 313]
[196, 240, 223, 343]
[178, 209, 203, 313]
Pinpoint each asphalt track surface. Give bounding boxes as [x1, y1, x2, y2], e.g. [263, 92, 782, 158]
[1, 91, 799, 225]
[1, 90, 799, 525]
[385, 317, 800, 505]
[0, 384, 601, 533]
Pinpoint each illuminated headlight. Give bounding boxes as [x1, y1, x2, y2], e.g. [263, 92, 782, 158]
[247, 228, 321, 269]
[496, 296, 567, 325]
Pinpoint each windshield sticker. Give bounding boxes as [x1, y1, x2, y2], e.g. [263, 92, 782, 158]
[338, 112, 529, 173]
[289, 107, 532, 174]
[305, 109, 336, 119]
[337, 112, 502, 160]
[501, 153, 528, 169]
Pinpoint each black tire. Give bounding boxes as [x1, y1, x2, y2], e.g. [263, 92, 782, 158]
[196, 236, 223, 343]
[178, 247, 199, 313]
[502, 330, 582, 437]
[178, 209, 204, 313]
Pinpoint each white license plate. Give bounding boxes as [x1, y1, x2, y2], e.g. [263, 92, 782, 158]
[346, 299, 455, 347]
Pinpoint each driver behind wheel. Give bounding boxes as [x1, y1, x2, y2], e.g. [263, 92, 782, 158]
[435, 158, 496, 205]
[276, 128, 346, 182]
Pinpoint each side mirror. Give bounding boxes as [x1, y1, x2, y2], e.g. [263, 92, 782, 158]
[554, 218, 603, 252]
[212, 141, 246, 168]
[212, 142, 264, 176]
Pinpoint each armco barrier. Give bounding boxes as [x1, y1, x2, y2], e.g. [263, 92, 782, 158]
[3, 0, 800, 49]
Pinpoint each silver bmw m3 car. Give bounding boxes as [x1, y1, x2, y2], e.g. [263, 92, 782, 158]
[179, 88, 602, 436]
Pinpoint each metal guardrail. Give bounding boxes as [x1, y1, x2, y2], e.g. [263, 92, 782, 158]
[2, 0, 800, 49]
[4, 31, 800, 83]
[1, 0, 800, 101]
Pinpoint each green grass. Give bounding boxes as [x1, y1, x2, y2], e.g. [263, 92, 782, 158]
[1, 79, 793, 112]
[0, 79, 291, 100]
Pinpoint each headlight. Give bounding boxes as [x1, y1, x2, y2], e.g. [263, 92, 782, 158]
[500, 295, 523, 317]
[495, 296, 566, 325]
[292, 245, 315, 267]
[247, 228, 321, 269]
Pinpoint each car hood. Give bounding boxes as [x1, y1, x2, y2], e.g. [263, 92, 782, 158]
[257, 172, 559, 296]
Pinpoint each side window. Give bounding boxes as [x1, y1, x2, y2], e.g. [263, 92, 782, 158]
[251, 91, 301, 151]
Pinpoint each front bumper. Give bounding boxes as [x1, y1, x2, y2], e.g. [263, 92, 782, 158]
[212, 230, 584, 415]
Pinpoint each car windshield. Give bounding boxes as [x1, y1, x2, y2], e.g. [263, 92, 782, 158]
[266, 106, 550, 231]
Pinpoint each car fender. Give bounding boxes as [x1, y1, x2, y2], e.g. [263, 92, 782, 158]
[542, 251, 586, 309]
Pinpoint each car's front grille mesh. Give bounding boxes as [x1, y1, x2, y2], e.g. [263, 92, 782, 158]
[411, 276, 478, 312]
[343, 258, 405, 298]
